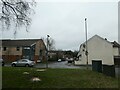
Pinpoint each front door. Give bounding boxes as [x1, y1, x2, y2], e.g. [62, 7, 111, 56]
[114, 56, 120, 66]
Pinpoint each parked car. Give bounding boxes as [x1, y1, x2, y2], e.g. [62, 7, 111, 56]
[67, 58, 74, 64]
[11, 59, 35, 67]
[58, 59, 62, 62]
[36, 59, 41, 63]
[0, 58, 4, 66]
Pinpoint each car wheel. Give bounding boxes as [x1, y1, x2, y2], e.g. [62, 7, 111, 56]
[25, 64, 29, 67]
[12, 64, 16, 67]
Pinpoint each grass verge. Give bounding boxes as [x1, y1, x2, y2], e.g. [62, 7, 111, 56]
[2, 67, 119, 88]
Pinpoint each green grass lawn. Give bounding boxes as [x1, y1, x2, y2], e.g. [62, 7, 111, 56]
[2, 67, 119, 88]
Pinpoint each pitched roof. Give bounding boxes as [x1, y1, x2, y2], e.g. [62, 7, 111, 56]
[1, 39, 42, 47]
[87, 35, 112, 44]
[82, 35, 120, 48]
[81, 35, 111, 48]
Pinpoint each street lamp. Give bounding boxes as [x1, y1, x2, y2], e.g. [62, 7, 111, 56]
[85, 18, 88, 69]
[46, 35, 50, 68]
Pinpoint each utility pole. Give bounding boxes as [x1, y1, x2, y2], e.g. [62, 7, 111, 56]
[85, 18, 88, 69]
[46, 35, 50, 68]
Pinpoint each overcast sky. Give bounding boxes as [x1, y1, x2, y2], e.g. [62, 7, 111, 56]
[1, 0, 119, 51]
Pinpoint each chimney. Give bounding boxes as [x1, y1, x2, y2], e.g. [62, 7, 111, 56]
[105, 38, 107, 40]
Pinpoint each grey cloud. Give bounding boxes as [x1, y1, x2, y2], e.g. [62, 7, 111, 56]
[2, 2, 118, 51]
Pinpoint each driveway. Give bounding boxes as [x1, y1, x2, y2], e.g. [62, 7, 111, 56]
[115, 67, 120, 78]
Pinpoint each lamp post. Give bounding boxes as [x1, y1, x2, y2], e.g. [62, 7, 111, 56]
[85, 18, 88, 69]
[46, 35, 50, 68]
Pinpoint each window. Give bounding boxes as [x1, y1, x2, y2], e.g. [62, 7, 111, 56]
[16, 47, 20, 51]
[22, 60, 27, 62]
[79, 54, 82, 57]
[3, 47, 6, 51]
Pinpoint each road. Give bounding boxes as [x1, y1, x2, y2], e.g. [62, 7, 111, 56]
[4, 61, 87, 69]
[35, 61, 87, 69]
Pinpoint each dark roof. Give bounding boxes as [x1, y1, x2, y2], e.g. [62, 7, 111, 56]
[49, 50, 73, 54]
[1, 39, 42, 46]
[111, 41, 120, 48]
[114, 56, 120, 59]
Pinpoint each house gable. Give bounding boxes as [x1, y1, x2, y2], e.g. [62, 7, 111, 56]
[84, 35, 112, 46]
[76, 35, 115, 65]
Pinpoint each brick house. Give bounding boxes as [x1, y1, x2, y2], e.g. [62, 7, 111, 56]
[1, 39, 47, 63]
[48, 50, 74, 61]
[48, 51, 65, 61]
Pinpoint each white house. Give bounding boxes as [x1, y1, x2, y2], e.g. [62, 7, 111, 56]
[75, 35, 120, 65]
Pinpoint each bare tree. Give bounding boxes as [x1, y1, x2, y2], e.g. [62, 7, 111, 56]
[41, 37, 56, 51]
[48, 38, 56, 51]
[0, 0, 36, 35]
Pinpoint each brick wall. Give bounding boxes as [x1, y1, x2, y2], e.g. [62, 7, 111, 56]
[2, 55, 22, 63]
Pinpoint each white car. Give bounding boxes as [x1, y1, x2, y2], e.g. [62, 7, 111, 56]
[58, 59, 62, 62]
[11, 59, 35, 67]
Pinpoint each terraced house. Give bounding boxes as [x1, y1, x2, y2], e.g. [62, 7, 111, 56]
[1, 39, 46, 63]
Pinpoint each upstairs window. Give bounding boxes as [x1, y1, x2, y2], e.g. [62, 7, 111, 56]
[79, 54, 82, 57]
[16, 47, 20, 51]
[83, 44, 86, 48]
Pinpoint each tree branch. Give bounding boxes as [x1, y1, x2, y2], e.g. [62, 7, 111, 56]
[0, 0, 36, 37]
